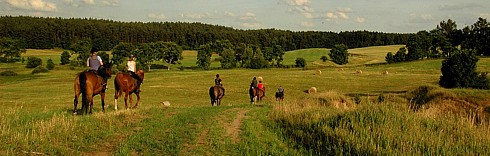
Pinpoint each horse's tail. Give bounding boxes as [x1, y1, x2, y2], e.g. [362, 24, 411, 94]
[79, 72, 87, 107]
[114, 74, 120, 92]
[209, 86, 215, 104]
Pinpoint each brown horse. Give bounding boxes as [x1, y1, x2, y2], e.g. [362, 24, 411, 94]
[209, 86, 225, 106]
[249, 87, 265, 104]
[73, 64, 112, 115]
[114, 69, 145, 110]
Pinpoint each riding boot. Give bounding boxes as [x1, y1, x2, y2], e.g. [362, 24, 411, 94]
[136, 81, 142, 93]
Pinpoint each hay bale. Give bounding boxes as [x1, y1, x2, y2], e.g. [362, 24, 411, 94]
[337, 68, 344, 71]
[382, 70, 389, 75]
[161, 101, 171, 107]
[257, 76, 263, 82]
[356, 70, 363, 74]
[308, 87, 317, 94]
[315, 70, 322, 75]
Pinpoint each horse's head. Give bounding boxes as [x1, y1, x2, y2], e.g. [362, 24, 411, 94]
[136, 69, 145, 82]
[98, 63, 113, 78]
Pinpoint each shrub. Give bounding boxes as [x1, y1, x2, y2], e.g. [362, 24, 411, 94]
[385, 52, 395, 63]
[320, 56, 328, 62]
[60, 51, 71, 65]
[31, 66, 49, 74]
[46, 58, 55, 70]
[295, 57, 306, 68]
[0, 70, 17, 76]
[26, 57, 42, 68]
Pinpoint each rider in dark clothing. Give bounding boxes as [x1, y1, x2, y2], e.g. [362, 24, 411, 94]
[215, 74, 222, 86]
[250, 77, 258, 89]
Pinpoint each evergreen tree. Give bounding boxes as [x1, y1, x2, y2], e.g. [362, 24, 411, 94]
[295, 57, 306, 68]
[60, 51, 71, 65]
[385, 52, 395, 63]
[46, 58, 55, 70]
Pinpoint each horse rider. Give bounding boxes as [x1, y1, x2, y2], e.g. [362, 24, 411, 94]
[258, 80, 265, 96]
[86, 47, 107, 89]
[250, 77, 258, 89]
[127, 54, 142, 93]
[215, 74, 222, 86]
[277, 85, 284, 97]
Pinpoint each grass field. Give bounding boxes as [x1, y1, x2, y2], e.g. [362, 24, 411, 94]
[1, 46, 490, 155]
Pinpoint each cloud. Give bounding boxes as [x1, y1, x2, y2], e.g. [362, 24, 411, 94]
[283, 0, 315, 19]
[82, 0, 95, 5]
[148, 13, 166, 20]
[242, 22, 261, 28]
[102, 0, 119, 6]
[224, 11, 235, 17]
[301, 21, 313, 27]
[439, 3, 480, 11]
[409, 13, 434, 23]
[324, 7, 352, 22]
[356, 17, 365, 23]
[181, 13, 206, 19]
[240, 12, 257, 21]
[7, 0, 57, 11]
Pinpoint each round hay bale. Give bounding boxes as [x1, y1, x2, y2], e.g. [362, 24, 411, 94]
[161, 101, 171, 107]
[315, 70, 322, 75]
[308, 87, 317, 93]
[257, 76, 263, 82]
[356, 70, 363, 74]
[337, 68, 344, 71]
[382, 70, 389, 75]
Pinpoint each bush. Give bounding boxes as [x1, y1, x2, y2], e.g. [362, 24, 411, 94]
[0, 70, 17, 76]
[26, 57, 42, 68]
[320, 56, 328, 62]
[46, 58, 55, 70]
[60, 51, 71, 65]
[31, 66, 49, 74]
[295, 57, 306, 68]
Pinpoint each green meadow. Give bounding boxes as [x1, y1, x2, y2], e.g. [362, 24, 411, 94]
[1, 46, 490, 155]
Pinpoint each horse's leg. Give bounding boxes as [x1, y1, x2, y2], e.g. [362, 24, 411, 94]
[124, 92, 129, 109]
[73, 94, 79, 115]
[114, 90, 120, 110]
[134, 93, 140, 108]
[88, 94, 94, 114]
[129, 93, 133, 109]
[101, 92, 106, 112]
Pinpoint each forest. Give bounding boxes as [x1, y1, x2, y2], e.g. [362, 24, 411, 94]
[0, 16, 410, 51]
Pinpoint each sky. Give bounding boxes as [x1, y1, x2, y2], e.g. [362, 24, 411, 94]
[0, 0, 489, 33]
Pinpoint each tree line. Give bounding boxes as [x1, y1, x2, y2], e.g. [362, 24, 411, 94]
[0, 16, 409, 51]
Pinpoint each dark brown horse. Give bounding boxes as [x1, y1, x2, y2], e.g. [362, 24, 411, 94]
[114, 69, 145, 110]
[209, 86, 225, 106]
[73, 64, 112, 115]
[249, 87, 265, 104]
[275, 91, 284, 102]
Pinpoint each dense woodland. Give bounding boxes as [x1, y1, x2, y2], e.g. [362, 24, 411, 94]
[0, 16, 409, 51]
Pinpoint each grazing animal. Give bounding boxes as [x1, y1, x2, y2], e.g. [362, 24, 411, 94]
[114, 69, 145, 110]
[73, 64, 112, 115]
[249, 86, 265, 104]
[209, 86, 225, 106]
[275, 91, 284, 102]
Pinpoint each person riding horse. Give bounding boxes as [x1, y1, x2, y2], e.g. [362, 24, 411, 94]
[86, 47, 107, 89]
[127, 54, 142, 93]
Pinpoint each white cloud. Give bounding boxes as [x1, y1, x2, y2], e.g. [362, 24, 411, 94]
[285, 0, 310, 6]
[102, 0, 119, 6]
[337, 12, 348, 20]
[7, 0, 57, 11]
[356, 17, 365, 23]
[82, 0, 95, 5]
[240, 12, 257, 21]
[409, 13, 434, 23]
[224, 11, 235, 17]
[181, 13, 206, 19]
[148, 13, 166, 20]
[242, 22, 261, 28]
[479, 13, 490, 19]
[284, 0, 315, 19]
[324, 7, 351, 22]
[337, 7, 352, 13]
[301, 21, 313, 27]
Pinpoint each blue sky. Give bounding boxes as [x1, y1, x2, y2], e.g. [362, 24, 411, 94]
[1, 0, 489, 33]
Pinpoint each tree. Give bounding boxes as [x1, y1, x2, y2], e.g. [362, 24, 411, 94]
[197, 44, 213, 70]
[111, 42, 134, 66]
[97, 51, 110, 65]
[329, 44, 349, 65]
[60, 51, 71, 65]
[385, 52, 395, 63]
[295, 57, 306, 68]
[220, 48, 237, 69]
[69, 39, 92, 66]
[393, 47, 407, 62]
[46, 58, 55, 70]
[157, 42, 183, 70]
[320, 56, 328, 62]
[26, 57, 42, 68]
[0, 37, 26, 63]
[406, 35, 422, 61]
[439, 50, 489, 89]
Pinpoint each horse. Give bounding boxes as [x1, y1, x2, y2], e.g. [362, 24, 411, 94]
[249, 86, 265, 104]
[209, 85, 225, 106]
[73, 63, 112, 115]
[114, 69, 145, 110]
[275, 91, 284, 102]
